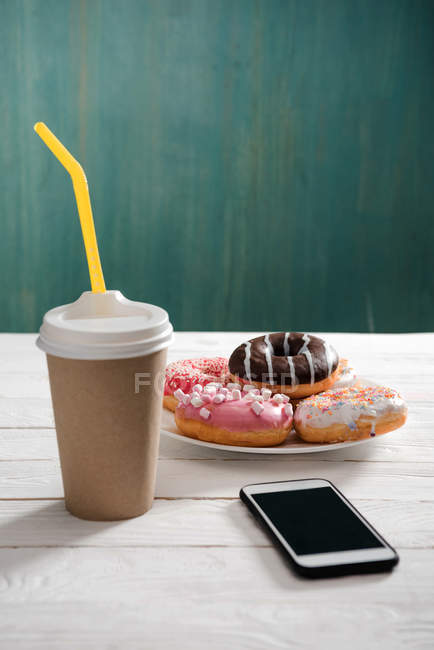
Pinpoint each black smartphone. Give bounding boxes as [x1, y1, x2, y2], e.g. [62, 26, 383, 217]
[240, 478, 399, 578]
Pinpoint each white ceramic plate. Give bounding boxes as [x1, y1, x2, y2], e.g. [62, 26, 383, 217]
[160, 377, 393, 454]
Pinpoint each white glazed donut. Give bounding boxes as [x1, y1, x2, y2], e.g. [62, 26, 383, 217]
[294, 385, 407, 444]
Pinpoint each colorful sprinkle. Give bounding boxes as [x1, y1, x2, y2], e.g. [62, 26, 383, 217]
[165, 358, 229, 395]
[299, 386, 401, 413]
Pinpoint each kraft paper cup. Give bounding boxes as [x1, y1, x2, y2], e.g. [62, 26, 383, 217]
[37, 291, 173, 521]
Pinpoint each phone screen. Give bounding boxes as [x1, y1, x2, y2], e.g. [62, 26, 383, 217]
[251, 487, 385, 555]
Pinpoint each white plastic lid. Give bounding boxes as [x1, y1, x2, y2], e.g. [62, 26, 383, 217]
[36, 290, 173, 360]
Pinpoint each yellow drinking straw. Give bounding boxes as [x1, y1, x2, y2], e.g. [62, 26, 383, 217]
[34, 122, 106, 293]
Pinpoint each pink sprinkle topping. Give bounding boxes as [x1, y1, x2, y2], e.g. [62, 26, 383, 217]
[164, 357, 229, 395]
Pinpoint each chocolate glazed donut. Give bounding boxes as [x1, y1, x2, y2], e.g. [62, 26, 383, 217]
[229, 332, 340, 399]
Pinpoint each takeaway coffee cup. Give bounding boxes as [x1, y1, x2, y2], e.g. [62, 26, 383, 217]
[37, 290, 173, 521]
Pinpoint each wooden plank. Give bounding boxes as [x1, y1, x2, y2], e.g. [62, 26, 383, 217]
[0, 498, 432, 550]
[0, 398, 54, 428]
[1, 425, 434, 463]
[0, 430, 57, 460]
[0, 548, 432, 649]
[0, 373, 50, 399]
[1, 457, 433, 501]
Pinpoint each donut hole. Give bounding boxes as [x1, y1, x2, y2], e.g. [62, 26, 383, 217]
[269, 342, 286, 357]
[261, 340, 301, 358]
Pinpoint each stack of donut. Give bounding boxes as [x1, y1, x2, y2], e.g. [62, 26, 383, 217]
[163, 332, 407, 446]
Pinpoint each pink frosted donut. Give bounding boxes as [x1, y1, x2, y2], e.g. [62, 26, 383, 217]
[163, 357, 230, 411]
[174, 383, 293, 447]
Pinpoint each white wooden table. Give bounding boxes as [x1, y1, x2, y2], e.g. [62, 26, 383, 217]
[0, 332, 433, 649]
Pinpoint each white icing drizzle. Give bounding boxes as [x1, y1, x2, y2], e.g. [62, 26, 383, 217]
[287, 356, 297, 385]
[264, 334, 274, 385]
[283, 332, 290, 356]
[244, 341, 252, 381]
[323, 339, 333, 377]
[264, 333, 274, 355]
[299, 333, 315, 385]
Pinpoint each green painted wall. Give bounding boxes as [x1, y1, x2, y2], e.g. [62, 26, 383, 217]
[1, 0, 433, 332]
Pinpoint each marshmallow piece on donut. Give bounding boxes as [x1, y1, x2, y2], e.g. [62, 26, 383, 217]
[284, 403, 293, 416]
[272, 394, 284, 404]
[192, 384, 203, 393]
[191, 396, 204, 408]
[182, 394, 191, 406]
[261, 388, 272, 400]
[204, 385, 217, 395]
[251, 401, 265, 415]
[246, 393, 264, 402]
[243, 384, 257, 393]
[227, 382, 241, 390]
[213, 393, 225, 404]
[201, 394, 212, 404]
[174, 388, 185, 401]
[199, 407, 211, 420]
[232, 389, 242, 400]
